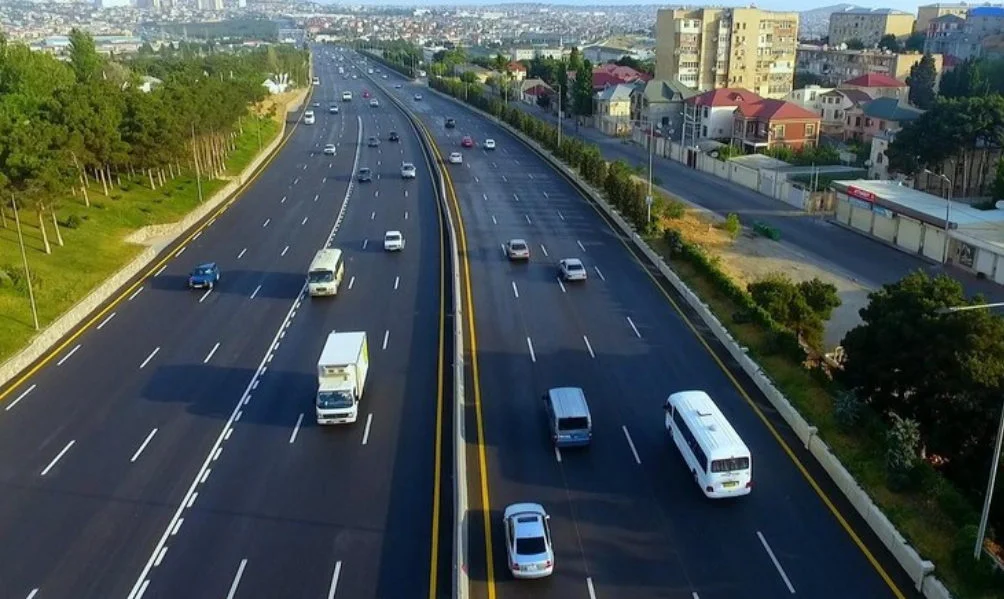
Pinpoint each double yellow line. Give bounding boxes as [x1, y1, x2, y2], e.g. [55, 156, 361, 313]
[413, 117, 497, 598]
[0, 89, 313, 407]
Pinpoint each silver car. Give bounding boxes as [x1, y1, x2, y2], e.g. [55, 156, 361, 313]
[503, 503, 554, 579]
[558, 258, 587, 281]
[505, 239, 530, 261]
[401, 162, 417, 179]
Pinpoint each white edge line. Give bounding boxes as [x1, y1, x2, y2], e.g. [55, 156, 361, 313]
[57, 343, 81, 366]
[128, 286, 144, 301]
[6, 384, 36, 411]
[97, 312, 116, 330]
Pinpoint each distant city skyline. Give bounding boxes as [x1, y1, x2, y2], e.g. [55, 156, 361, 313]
[312, 0, 950, 14]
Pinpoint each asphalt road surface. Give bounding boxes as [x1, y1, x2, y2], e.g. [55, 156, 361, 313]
[366, 62, 924, 599]
[0, 48, 446, 599]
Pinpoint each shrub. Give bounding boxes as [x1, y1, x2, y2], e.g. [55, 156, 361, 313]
[833, 390, 863, 431]
[60, 214, 82, 229]
[886, 412, 921, 492]
[722, 213, 741, 239]
[663, 198, 686, 219]
[0, 266, 15, 288]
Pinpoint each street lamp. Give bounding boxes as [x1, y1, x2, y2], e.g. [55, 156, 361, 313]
[923, 168, 953, 264]
[939, 301, 1004, 560]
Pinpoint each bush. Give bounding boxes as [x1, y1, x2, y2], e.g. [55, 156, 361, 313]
[60, 214, 82, 229]
[722, 213, 741, 239]
[833, 390, 863, 431]
[886, 412, 921, 492]
[663, 199, 686, 219]
[0, 264, 40, 294]
[0, 266, 15, 289]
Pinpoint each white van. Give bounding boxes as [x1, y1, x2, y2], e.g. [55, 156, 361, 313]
[304, 110, 315, 125]
[542, 387, 592, 447]
[664, 391, 752, 498]
[308, 248, 345, 297]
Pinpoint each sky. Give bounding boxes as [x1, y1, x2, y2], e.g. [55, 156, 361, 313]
[325, 0, 927, 13]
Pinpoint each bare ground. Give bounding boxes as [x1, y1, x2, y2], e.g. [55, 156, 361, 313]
[664, 210, 869, 349]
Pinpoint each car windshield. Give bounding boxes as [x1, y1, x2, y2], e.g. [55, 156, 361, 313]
[566, 262, 584, 272]
[360, 168, 370, 174]
[511, 242, 527, 251]
[193, 267, 213, 276]
[317, 390, 354, 409]
[308, 270, 334, 283]
[711, 457, 751, 473]
[386, 234, 401, 241]
[515, 535, 546, 556]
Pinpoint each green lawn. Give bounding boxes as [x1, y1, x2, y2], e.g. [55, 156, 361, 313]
[0, 116, 280, 363]
[646, 233, 1000, 599]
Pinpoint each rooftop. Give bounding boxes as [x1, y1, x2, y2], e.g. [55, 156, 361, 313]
[842, 73, 907, 88]
[688, 87, 761, 108]
[834, 7, 914, 14]
[861, 97, 925, 121]
[736, 98, 820, 120]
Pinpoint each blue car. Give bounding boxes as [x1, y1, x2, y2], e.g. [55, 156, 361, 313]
[188, 262, 220, 290]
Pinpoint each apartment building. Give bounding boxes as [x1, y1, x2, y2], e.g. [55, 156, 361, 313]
[828, 8, 915, 47]
[916, 3, 971, 33]
[655, 7, 799, 99]
[924, 7, 1004, 59]
[786, 84, 834, 114]
[796, 46, 943, 85]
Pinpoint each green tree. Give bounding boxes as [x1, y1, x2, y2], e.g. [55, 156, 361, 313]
[993, 157, 1004, 200]
[572, 58, 594, 117]
[567, 46, 583, 75]
[747, 273, 826, 349]
[906, 54, 937, 109]
[797, 278, 841, 321]
[840, 271, 1004, 483]
[878, 34, 901, 52]
[845, 38, 865, 50]
[939, 57, 992, 98]
[904, 31, 926, 52]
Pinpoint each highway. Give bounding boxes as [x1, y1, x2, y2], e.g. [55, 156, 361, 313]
[368, 65, 924, 599]
[0, 48, 446, 599]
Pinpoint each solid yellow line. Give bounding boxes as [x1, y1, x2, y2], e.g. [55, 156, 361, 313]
[531, 138, 907, 599]
[423, 124, 496, 597]
[422, 118, 446, 599]
[0, 90, 313, 406]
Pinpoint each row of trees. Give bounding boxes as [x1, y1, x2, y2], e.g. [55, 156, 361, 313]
[0, 32, 307, 252]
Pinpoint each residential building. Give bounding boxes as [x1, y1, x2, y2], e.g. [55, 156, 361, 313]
[582, 45, 630, 63]
[828, 8, 916, 47]
[843, 96, 924, 142]
[630, 79, 696, 139]
[869, 129, 897, 179]
[924, 6, 1004, 59]
[681, 87, 763, 145]
[786, 85, 835, 114]
[732, 98, 821, 151]
[916, 3, 971, 33]
[838, 72, 909, 100]
[590, 63, 650, 91]
[519, 79, 553, 105]
[796, 46, 943, 86]
[197, 0, 222, 10]
[506, 62, 527, 82]
[655, 7, 799, 99]
[818, 88, 873, 135]
[594, 84, 635, 136]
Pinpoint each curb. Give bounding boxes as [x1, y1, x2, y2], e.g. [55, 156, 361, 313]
[0, 84, 313, 394]
[426, 83, 951, 599]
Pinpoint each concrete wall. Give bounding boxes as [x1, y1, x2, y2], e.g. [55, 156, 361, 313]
[0, 87, 310, 390]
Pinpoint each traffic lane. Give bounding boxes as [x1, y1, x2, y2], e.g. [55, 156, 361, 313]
[437, 99, 916, 595]
[0, 165, 362, 598]
[0, 123, 362, 597]
[142, 155, 441, 599]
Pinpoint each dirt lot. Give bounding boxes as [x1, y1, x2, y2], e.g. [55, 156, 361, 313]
[665, 210, 870, 350]
[253, 90, 304, 122]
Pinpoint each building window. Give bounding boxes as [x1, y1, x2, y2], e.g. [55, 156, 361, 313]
[806, 124, 816, 136]
[703, 106, 709, 118]
[773, 125, 786, 138]
[702, 125, 707, 137]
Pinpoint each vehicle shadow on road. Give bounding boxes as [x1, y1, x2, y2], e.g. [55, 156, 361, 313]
[148, 270, 306, 301]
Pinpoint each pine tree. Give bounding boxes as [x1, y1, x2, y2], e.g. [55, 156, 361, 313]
[907, 54, 937, 109]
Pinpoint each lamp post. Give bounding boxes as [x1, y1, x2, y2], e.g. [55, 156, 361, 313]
[923, 168, 953, 264]
[938, 301, 1004, 560]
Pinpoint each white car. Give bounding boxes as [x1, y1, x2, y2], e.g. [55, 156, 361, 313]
[329, 105, 339, 114]
[303, 110, 315, 125]
[384, 231, 405, 251]
[448, 152, 463, 164]
[414, 93, 423, 101]
[503, 503, 554, 579]
[323, 144, 337, 156]
[558, 258, 587, 281]
[370, 98, 380, 107]
[484, 138, 496, 150]
[394, 83, 403, 89]
[401, 162, 417, 179]
[505, 239, 530, 260]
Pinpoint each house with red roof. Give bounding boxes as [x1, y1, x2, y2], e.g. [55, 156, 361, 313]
[681, 88, 763, 144]
[732, 99, 822, 151]
[575, 63, 652, 92]
[506, 61, 527, 82]
[838, 73, 909, 101]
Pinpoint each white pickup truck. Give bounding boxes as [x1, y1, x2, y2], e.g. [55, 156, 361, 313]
[316, 331, 369, 424]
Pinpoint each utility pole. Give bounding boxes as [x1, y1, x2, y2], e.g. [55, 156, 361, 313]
[12, 195, 39, 331]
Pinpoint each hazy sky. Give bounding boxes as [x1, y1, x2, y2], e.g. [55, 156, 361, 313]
[333, 0, 925, 13]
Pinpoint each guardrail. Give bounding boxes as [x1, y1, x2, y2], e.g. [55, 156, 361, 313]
[425, 84, 954, 599]
[361, 65, 469, 599]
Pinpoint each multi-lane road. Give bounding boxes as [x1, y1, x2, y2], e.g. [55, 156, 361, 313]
[0, 49, 447, 598]
[365, 58, 924, 599]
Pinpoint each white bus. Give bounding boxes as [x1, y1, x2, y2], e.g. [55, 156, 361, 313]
[664, 390, 752, 498]
[308, 249, 345, 297]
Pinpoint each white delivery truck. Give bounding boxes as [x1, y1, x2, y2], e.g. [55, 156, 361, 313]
[316, 331, 369, 424]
